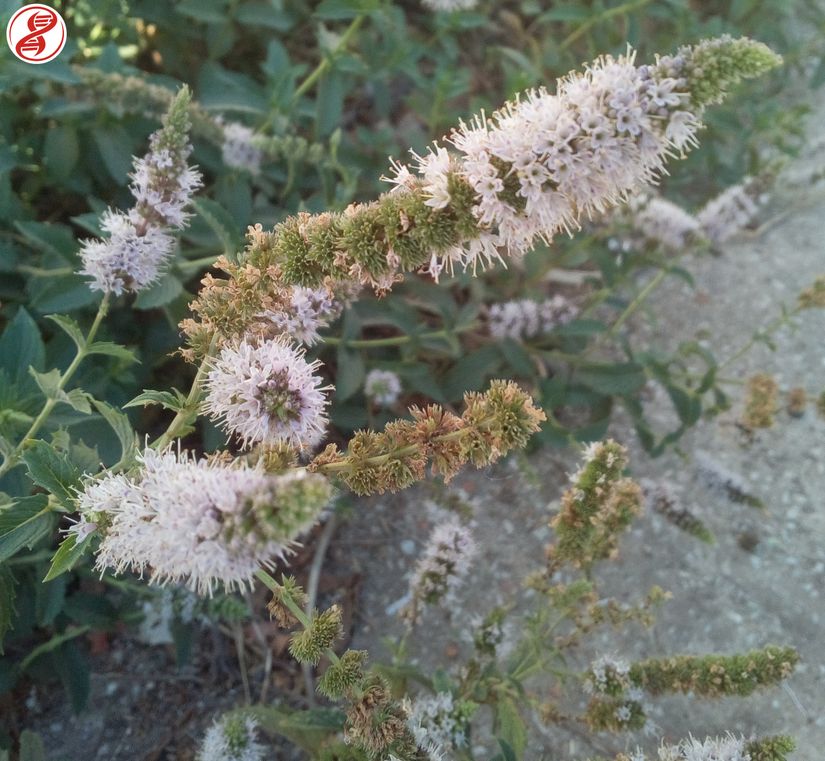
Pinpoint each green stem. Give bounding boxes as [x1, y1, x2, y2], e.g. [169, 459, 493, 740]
[150, 334, 218, 451]
[716, 307, 800, 371]
[0, 295, 110, 480]
[292, 14, 366, 102]
[254, 568, 341, 666]
[322, 323, 478, 349]
[558, 0, 652, 52]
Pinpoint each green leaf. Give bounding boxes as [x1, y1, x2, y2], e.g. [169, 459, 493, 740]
[0, 495, 53, 563]
[30, 367, 62, 399]
[0, 565, 16, 654]
[316, 69, 345, 138]
[65, 388, 92, 414]
[22, 440, 82, 507]
[91, 399, 138, 470]
[314, 0, 379, 19]
[86, 342, 138, 363]
[44, 532, 94, 582]
[442, 345, 502, 401]
[14, 221, 76, 259]
[335, 346, 365, 402]
[190, 197, 244, 257]
[46, 314, 86, 349]
[55, 639, 90, 713]
[133, 274, 184, 310]
[44, 125, 80, 182]
[35, 573, 66, 627]
[495, 698, 526, 760]
[498, 339, 537, 378]
[92, 125, 134, 183]
[577, 362, 646, 396]
[18, 730, 45, 761]
[253, 704, 345, 753]
[124, 388, 187, 412]
[0, 308, 45, 385]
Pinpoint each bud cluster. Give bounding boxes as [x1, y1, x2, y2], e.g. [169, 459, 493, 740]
[309, 380, 546, 495]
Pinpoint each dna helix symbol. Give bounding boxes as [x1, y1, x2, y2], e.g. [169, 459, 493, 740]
[14, 8, 58, 60]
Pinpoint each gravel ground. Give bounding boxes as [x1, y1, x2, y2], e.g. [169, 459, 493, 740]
[338, 84, 825, 761]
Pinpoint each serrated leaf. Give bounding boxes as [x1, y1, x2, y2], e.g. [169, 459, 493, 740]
[124, 388, 187, 411]
[30, 367, 62, 399]
[21, 440, 82, 507]
[91, 399, 137, 470]
[0, 565, 16, 654]
[65, 388, 92, 414]
[0, 495, 53, 563]
[44, 532, 94, 582]
[46, 314, 86, 349]
[86, 342, 138, 363]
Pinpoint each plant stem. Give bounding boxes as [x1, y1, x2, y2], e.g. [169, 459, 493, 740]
[150, 334, 218, 451]
[558, 0, 652, 52]
[322, 323, 478, 349]
[717, 307, 800, 371]
[293, 14, 366, 102]
[254, 568, 342, 667]
[0, 295, 110, 479]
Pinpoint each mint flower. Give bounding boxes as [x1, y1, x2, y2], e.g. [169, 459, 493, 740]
[198, 715, 265, 761]
[487, 295, 576, 340]
[220, 121, 264, 175]
[79, 88, 201, 295]
[203, 336, 330, 449]
[364, 369, 403, 408]
[83, 450, 332, 595]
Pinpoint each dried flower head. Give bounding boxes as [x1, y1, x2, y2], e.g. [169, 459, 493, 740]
[642, 479, 714, 544]
[84, 450, 332, 595]
[786, 387, 807, 418]
[204, 336, 330, 449]
[798, 275, 825, 309]
[742, 373, 779, 429]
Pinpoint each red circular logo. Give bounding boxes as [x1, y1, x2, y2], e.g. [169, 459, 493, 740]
[6, 4, 66, 64]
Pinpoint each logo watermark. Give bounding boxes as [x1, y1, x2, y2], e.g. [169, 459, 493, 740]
[6, 4, 66, 64]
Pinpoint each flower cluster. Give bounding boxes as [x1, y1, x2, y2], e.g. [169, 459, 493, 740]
[697, 176, 767, 245]
[620, 735, 796, 761]
[262, 285, 344, 346]
[197, 714, 265, 761]
[220, 121, 264, 175]
[486, 295, 576, 341]
[365, 369, 403, 408]
[203, 336, 330, 450]
[624, 193, 706, 251]
[309, 380, 546, 495]
[548, 440, 643, 572]
[742, 373, 779, 429]
[80, 450, 332, 595]
[203, 37, 780, 304]
[405, 518, 477, 622]
[79, 88, 202, 295]
[404, 692, 475, 755]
